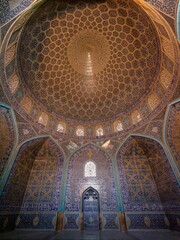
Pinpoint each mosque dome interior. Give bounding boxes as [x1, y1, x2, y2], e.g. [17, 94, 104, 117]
[0, 0, 179, 235]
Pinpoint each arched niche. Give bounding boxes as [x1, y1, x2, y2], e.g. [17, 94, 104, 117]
[82, 187, 100, 231]
[0, 104, 17, 180]
[0, 137, 65, 231]
[64, 144, 118, 230]
[165, 101, 180, 172]
[116, 135, 180, 230]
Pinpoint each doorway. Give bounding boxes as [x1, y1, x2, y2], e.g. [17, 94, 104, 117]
[82, 187, 100, 231]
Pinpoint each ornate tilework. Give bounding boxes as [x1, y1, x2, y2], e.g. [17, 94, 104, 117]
[0, 138, 46, 211]
[117, 137, 163, 212]
[145, 0, 177, 17]
[0, 0, 34, 26]
[117, 136, 180, 229]
[16, 213, 56, 229]
[64, 144, 117, 229]
[126, 213, 168, 230]
[64, 213, 79, 229]
[103, 213, 119, 229]
[18, 123, 37, 144]
[0, 106, 15, 177]
[166, 102, 180, 171]
[143, 120, 164, 143]
[20, 139, 64, 212]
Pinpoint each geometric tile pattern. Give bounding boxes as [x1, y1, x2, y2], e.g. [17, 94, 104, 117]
[0, 137, 64, 230]
[64, 144, 117, 229]
[0, 138, 45, 211]
[117, 136, 180, 229]
[0, 0, 34, 26]
[21, 139, 64, 212]
[0, 106, 15, 177]
[117, 137, 163, 212]
[166, 102, 180, 171]
[126, 213, 169, 230]
[1, 1, 179, 141]
[17, 123, 37, 144]
[15, 213, 56, 230]
[103, 213, 119, 229]
[145, 0, 177, 17]
[18, 0, 159, 122]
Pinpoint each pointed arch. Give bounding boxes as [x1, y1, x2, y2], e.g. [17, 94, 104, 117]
[82, 186, 100, 230]
[68, 142, 112, 163]
[0, 103, 18, 194]
[0, 135, 65, 230]
[116, 134, 180, 230]
[82, 186, 100, 209]
[83, 186, 99, 197]
[163, 99, 180, 179]
[17, 135, 66, 161]
[64, 143, 118, 230]
[115, 134, 167, 159]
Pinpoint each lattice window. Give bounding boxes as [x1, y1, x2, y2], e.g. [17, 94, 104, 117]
[85, 161, 96, 177]
[96, 127, 103, 136]
[132, 110, 142, 124]
[114, 120, 123, 132]
[57, 122, 65, 133]
[20, 96, 32, 114]
[38, 112, 48, 126]
[148, 93, 160, 111]
[5, 44, 16, 65]
[160, 69, 172, 89]
[8, 74, 19, 93]
[162, 38, 174, 60]
[76, 126, 84, 136]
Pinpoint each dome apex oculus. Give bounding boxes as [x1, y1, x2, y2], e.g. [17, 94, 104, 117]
[67, 29, 110, 76]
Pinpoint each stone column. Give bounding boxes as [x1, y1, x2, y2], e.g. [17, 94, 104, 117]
[119, 211, 127, 232]
[56, 212, 64, 231]
[80, 212, 84, 231]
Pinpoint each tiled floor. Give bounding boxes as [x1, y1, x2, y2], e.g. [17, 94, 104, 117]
[0, 230, 180, 240]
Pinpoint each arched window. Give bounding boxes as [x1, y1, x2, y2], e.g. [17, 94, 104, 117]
[57, 122, 66, 133]
[20, 96, 32, 114]
[8, 74, 19, 94]
[38, 112, 48, 126]
[96, 127, 103, 136]
[148, 93, 160, 111]
[76, 126, 84, 136]
[85, 161, 96, 177]
[132, 110, 142, 124]
[114, 120, 123, 132]
[5, 44, 16, 65]
[160, 69, 172, 89]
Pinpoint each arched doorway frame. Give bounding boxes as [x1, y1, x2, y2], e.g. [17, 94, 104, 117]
[81, 186, 100, 231]
[63, 142, 121, 230]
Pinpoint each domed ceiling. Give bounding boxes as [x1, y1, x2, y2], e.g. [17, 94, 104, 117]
[18, 0, 159, 122]
[1, 0, 179, 139]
